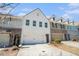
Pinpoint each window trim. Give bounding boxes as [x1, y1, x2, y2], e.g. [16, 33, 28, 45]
[52, 22, 54, 27]
[39, 21, 42, 27]
[45, 22, 48, 28]
[33, 20, 36, 26]
[26, 20, 30, 26]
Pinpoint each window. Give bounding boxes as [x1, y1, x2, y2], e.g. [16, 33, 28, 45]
[62, 24, 65, 29]
[45, 23, 48, 28]
[26, 20, 29, 26]
[52, 22, 54, 27]
[0, 17, 1, 19]
[39, 22, 42, 27]
[60, 24, 62, 29]
[78, 28, 79, 31]
[33, 21, 36, 26]
[55, 23, 57, 28]
[67, 26, 69, 30]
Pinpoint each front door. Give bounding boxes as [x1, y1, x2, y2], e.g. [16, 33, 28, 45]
[64, 34, 67, 41]
[13, 34, 20, 46]
[46, 34, 49, 43]
[68, 34, 70, 40]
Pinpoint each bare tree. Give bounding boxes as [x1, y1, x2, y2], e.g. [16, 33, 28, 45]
[0, 3, 13, 8]
[0, 3, 20, 23]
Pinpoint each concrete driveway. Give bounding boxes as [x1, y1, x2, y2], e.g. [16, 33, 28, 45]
[62, 41, 79, 48]
[17, 44, 76, 56]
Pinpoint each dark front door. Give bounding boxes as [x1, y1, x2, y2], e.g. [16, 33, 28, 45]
[13, 34, 20, 46]
[68, 34, 70, 40]
[46, 34, 49, 43]
[64, 34, 67, 41]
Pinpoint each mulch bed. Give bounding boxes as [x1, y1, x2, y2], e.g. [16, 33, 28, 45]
[0, 46, 19, 56]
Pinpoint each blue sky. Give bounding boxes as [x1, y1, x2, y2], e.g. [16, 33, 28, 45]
[0, 3, 79, 22]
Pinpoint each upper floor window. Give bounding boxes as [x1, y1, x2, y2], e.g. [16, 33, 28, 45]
[62, 24, 65, 29]
[63, 25, 65, 29]
[70, 26, 72, 30]
[45, 23, 48, 28]
[60, 24, 62, 29]
[39, 22, 42, 27]
[33, 21, 36, 26]
[55, 23, 57, 28]
[0, 17, 1, 19]
[26, 20, 29, 26]
[67, 26, 69, 30]
[78, 28, 79, 31]
[52, 22, 54, 27]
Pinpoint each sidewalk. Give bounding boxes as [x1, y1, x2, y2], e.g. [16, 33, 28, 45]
[51, 43, 79, 56]
[62, 41, 79, 48]
[17, 44, 76, 56]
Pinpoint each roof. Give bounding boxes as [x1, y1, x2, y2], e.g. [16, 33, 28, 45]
[0, 13, 22, 20]
[23, 8, 49, 20]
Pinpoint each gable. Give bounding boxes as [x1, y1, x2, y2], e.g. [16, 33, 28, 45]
[23, 8, 48, 21]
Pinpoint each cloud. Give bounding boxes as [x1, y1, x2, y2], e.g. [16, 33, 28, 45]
[17, 12, 26, 16]
[65, 4, 79, 17]
[22, 8, 33, 12]
[65, 9, 79, 15]
[62, 14, 70, 19]
[68, 3, 79, 9]
[17, 8, 33, 16]
[66, 3, 79, 15]
[61, 3, 79, 21]
[58, 7, 65, 10]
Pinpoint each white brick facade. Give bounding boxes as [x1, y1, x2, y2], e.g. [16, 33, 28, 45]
[21, 8, 51, 44]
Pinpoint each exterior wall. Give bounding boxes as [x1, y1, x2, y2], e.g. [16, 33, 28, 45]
[0, 14, 22, 29]
[51, 33, 65, 40]
[21, 9, 51, 44]
[67, 28, 79, 41]
[0, 18, 22, 29]
[65, 25, 79, 40]
[0, 32, 10, 47]
[0, 15, 22, 46]
[77, 26, 79, 40]
[50, 22, 67, 41]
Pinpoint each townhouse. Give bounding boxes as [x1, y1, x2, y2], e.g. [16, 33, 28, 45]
[0, 8, 79, 47]
[21, 8, 51, 44]
[65, 24, 79, 41]
[49, 17, 67, 41]
[0, 14, 22, 47]
[49, 16, 79, 41]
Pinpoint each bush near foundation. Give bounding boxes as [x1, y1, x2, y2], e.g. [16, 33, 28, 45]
[53, 39, 61, 44]
[12, 46, 19, 51]
[72, 39, 78, 41]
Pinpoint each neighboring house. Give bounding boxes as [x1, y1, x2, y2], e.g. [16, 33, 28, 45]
[49, 18, 67, 41]
[76, 23, 79, 41]
[65, 24, 79, 41]
[0, 14, 22, 46]
[21, 8, 51, 45]
[49, 16, 79, 41]
[0, 32, 10, 48]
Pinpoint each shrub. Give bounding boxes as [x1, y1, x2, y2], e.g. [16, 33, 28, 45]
[53, 39, 61, 44]
[3, 49, 8, 51]
[12, 46, 19, 51]
[72, 39, 77, 41]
